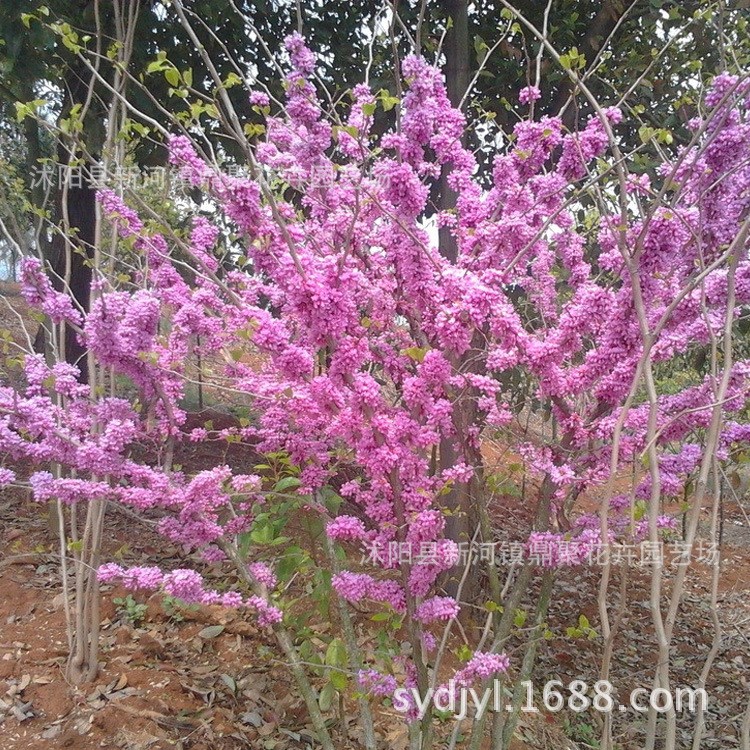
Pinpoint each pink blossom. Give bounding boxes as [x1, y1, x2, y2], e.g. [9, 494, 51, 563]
[415, 596, 459, 623]
[327, 515, 368, 542]
[249, 90, 270, 107]
[454, 651, 510, 685]
[357, 669, 398, 697]
[0, 468, 16, 486]
[519, 85, 541, 104]
[248, 562, 277, 589]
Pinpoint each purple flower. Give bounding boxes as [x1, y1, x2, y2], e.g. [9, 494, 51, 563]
[519, 85, 541, 104]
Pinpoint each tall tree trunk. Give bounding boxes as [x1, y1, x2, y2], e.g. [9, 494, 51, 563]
[34, 60, 97, 380]
[48, 150, 96, 375]
[437, 0, 469, 262]
[438, 0, 479, 598]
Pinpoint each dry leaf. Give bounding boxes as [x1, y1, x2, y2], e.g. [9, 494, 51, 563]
[384, 724, 409, 750]
[198, 625, 225, 639]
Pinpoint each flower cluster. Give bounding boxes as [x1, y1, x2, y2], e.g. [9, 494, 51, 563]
[454, 652, 511, 686]
[4, 34, 750, 711]
[97, 563, 282, 626]
[20, 257, 82, 326]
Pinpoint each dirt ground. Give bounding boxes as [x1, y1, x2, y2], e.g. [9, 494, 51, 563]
[0, 489, 308, 750]
[1, 480, 748, 750]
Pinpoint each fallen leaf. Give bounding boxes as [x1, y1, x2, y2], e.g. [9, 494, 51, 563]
[384, 724, 409, 750]
[257, 721, 275, 737]
[198, 625, 225, 639]
[241, 710, 263, 727]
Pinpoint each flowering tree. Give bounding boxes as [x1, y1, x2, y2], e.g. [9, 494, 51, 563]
[2, 4, 750, 749]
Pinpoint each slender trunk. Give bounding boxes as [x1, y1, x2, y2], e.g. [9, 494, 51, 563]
[324, 534, 377, 750]
[499, 570, 555, 749]
[436, 0, 476, 600]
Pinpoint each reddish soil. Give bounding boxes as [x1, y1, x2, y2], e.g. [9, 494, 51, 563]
[2, 472, 747, 750]
[483, 437, 750, 750]
[0, 491, 302, 750]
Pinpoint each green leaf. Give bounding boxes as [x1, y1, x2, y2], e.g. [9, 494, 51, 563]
[250, 524, 275, 544]
[164, 67, 180, 87]
[107, 41, 122, 60]
[320, 486, 343, 513]
[244, 123, 266, 138]
[224, 72, 243, 88]
[14, 99, 46, 123]
[378, 90, 400, 112]
[319, 681, 336, 712]
[657, 128, 673, 145]
[473, 35, 489, 62]
[638, 125, 656, 143]
[61, 34, 82, 54]
[278, 549, 306, 581]
[633, 500, 647, 521]
[325, 638, 347, 668]
[330, 671, 348, 691]
[274, 476, 301, 492]
[402, 346, 428, 363]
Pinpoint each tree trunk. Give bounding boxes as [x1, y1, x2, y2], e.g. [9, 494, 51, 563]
[33, 61, 97, 380]
[48, 154, 96, 375]
[437, 0, 469, 262]
[438, 0, 479, 600]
